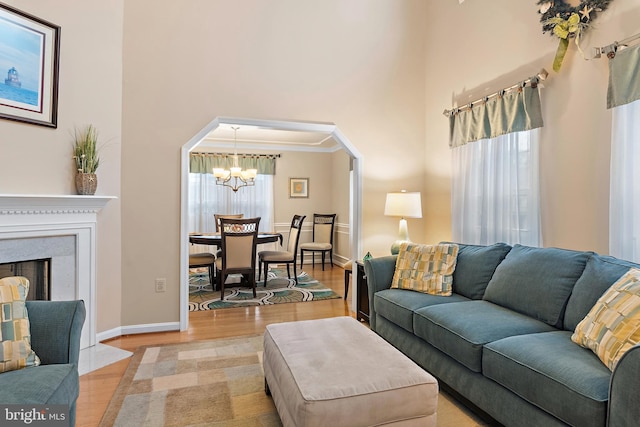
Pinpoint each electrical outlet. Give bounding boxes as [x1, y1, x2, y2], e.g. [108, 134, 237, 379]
[155, 278, 166, 292]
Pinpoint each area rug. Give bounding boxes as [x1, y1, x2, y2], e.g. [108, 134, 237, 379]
[99, 335, 281, 426]
[188, 268, 341, 312]
[100, 335, 488, 427]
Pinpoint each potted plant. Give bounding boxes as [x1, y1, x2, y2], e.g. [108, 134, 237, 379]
[72, 124, 100, 195]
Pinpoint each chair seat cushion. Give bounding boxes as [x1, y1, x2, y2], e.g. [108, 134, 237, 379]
[0, 364, 79, 405]
[300, 243, 332, 250]
[483, 331, 610, 427]
[189, 253, 215, 266]
[259, 251, 294, 262]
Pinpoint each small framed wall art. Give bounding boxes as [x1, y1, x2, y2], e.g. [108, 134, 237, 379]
[0, 3, 60, 127]
[289, 178, 309, 198]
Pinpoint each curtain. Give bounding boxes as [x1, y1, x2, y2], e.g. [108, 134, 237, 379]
[188, 173, 275, 253]
[450, 85, 543, 246]
[609, 44, 640, 262]
[190, 153, 277, 175]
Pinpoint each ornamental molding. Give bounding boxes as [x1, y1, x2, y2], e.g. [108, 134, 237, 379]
[0, 194, 115, 217]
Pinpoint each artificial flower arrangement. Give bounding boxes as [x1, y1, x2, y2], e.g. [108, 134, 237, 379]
[72, 124, 100, 174]
[537, 0, 613, 71]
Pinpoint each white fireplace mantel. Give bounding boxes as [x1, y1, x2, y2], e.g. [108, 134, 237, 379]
[0, 194, 115, 349]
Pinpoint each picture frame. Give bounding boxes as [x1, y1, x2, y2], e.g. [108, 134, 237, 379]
[0, 3, 60, 128]
[289, 178, 309, 198]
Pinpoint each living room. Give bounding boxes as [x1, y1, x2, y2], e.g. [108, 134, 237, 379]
[1, 0, 639, 426]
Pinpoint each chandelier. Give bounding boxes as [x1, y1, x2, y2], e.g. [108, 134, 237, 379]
[212, 126, 257, 192]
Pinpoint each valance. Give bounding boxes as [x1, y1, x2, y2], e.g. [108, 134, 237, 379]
[190, 153, 277, 175]
[449, 85, 544, 148]
[607, 44, 640, 109]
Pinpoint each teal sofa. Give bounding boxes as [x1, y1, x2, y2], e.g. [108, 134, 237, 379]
[364, 243, 640, 427]
[0, 300, 85, 427]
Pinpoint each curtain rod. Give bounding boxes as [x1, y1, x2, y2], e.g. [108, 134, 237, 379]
[442, 69, 549, 117]
[594, 32, 640, 59]
[191, 152, 281, 158]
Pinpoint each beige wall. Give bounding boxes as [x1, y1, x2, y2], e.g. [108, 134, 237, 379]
[120, 0, 427, 327]
[6, 0, 634, 335]
[423, 0, 640, 254]
[0, 1, 123, 333]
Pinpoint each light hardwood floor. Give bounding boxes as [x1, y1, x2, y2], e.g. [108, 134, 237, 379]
[77, 265, 352, 426]
[77, 266, 488, 427]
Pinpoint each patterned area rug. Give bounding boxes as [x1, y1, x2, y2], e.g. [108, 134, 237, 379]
[99, 335, 281, 426]
[100, 334, 487, 427]
[189, 268, 341, 311]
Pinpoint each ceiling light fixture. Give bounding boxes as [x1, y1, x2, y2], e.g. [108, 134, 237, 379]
[212, 126, 257, 192]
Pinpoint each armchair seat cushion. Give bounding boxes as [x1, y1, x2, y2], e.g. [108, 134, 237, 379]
[300, 242, 332, 250]
[0, 364, 79, 405]
[259, 251, 294, 263]
[483, 331, 610, 427]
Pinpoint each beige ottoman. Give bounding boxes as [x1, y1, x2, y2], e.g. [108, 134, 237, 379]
[263, 316, 438, 426]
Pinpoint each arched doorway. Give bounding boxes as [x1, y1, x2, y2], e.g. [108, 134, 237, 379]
[179, 117, 363, 330]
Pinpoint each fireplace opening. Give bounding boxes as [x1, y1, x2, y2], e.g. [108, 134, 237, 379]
[0, 259, 51, 300]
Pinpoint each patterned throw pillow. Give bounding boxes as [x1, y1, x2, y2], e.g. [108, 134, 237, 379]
[391, 243, 459, 296]
[0, 276, 40, 373]
[571, 268, 640, 371]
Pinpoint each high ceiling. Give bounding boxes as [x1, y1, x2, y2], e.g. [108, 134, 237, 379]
[198, 123, 342, 153]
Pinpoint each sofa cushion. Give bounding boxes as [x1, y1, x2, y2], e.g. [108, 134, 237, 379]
[0, 364, 79, 405]
[0, 277, 40, 373]
[374, 289, 469, 333]
[413, 300, 556, 372]
[445, 242, 512, 299]
[572, 268, 640, 371]
[483, 331, 610, 427]
[564, 254, 640, 331]
[391, 243, 459, 296]
[483, 244, 591, 328]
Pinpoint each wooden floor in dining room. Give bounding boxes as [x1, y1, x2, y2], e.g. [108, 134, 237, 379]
[77, 265, 488, 427]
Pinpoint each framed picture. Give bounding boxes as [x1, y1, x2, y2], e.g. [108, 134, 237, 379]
[289, 178, 309, 198]
[0, 3, 60, 128]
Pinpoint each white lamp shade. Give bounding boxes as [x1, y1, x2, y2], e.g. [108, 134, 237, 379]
[384, 191, 422, 218]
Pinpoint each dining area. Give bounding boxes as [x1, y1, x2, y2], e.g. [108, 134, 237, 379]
[189, 213, 307, 301]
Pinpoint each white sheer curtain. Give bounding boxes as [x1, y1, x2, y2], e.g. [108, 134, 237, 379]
[451, 129, 541, 246]
[188, 173, 274, 253]
[609, 99, 640, 262]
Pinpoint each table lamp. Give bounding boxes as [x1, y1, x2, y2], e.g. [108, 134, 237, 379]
[384, 190, 422, 255]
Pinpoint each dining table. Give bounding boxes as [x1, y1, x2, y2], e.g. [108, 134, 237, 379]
[189, 232, 283, 247]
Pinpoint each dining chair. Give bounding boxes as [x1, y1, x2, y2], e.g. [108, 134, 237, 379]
[188, 252, 216, 290]
[215, 217, 261, 300]
[299, 213, 336, 270]
[258, 215, 306, 285]
[214, 213, 244, 232]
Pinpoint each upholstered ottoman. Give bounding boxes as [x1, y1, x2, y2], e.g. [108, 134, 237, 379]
[263, 316, 438, 426]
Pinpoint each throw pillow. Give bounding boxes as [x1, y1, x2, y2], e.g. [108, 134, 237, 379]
[0, 276, 41, 373]
[571, 268, 640, 371]
[391, 243, 459, 296]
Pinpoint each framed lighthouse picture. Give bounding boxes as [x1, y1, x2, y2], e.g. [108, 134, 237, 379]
[0, 3, 60, 127]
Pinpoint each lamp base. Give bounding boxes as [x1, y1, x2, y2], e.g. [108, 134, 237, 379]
[390, 218, 411, 255]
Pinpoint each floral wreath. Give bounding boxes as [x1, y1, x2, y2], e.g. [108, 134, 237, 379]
[537, 0, 613, 71]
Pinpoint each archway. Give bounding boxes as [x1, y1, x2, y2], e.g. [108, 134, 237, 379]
[179, 117, 363, 330]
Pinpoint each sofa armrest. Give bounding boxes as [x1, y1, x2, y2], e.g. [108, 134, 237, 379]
[364, 256, 397, 331]
[608, 343, 640, 427]
[26, 300, 86, 366]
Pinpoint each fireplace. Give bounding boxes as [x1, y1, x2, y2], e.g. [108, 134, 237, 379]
[0, 194, 113, 349]
[0, 259, 51, 300]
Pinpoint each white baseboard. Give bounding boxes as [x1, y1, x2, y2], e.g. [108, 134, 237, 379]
[97, 322, 181, 343]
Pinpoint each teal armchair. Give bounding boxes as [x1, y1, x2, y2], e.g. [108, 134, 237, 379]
[0, 300, 85, 427]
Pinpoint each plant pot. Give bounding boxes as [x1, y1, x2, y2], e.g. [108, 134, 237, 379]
[75, 173, 97, 195]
